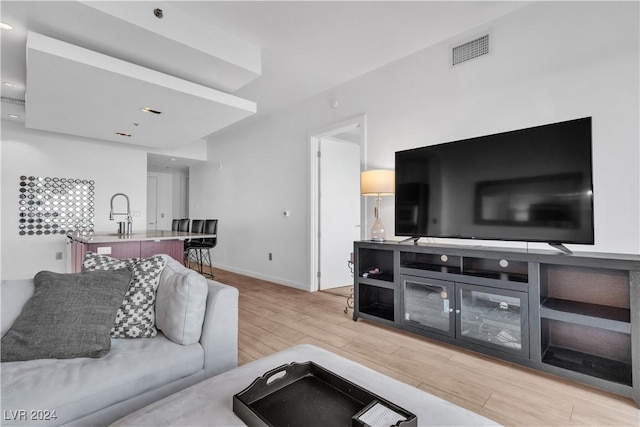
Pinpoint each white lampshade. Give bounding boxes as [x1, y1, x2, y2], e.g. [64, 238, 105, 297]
[361, 169, 395, 196]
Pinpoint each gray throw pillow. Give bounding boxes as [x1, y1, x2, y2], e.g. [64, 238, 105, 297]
[82, 252, 167, 338]
[1, 269, 132, 362]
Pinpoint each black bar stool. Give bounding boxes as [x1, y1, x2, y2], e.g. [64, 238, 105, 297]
[190, 219, 217, 278]
[178, 218, 190, 232]
[184, 219, 205, 267]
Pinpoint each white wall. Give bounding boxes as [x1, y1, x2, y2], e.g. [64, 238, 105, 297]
[190, 121, 311, 289]
[147, 172, 174, 230]
[172, 172, 189, 219]
[1, 122, 148, 279]
[190, 2, 639, 291]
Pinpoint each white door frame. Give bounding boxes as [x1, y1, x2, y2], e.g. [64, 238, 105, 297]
[146, 175, 158, 231]
[308, 114, 367, 292]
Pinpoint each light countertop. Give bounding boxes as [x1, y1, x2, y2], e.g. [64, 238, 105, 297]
[68, 230, 216, 244]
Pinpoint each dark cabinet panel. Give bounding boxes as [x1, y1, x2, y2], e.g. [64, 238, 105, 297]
[457, 283, 528, 357]
[402, 276, 454, 337]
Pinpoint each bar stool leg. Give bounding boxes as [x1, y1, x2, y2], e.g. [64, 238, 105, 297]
[207, 249, 214, 278]
[201, 248, 214, 279]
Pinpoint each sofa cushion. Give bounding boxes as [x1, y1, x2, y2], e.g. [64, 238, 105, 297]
[82, 253, 167, 339]
[1, 269, 132, 362]
[0, 333, 204, 426]
[156, 255, 208, 345]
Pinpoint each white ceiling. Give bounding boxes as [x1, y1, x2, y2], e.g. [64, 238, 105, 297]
[170, 1, 531, 116]
[25, 31, 256, 148]
[1, 1, 531, 153]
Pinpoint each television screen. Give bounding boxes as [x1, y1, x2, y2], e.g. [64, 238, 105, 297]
[395, 117, 594, 244]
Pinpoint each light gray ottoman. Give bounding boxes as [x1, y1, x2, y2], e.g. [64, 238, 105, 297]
[112, 344, 499, 426]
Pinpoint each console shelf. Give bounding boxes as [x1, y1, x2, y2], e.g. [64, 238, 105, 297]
[462, 268, 528, 283]
[402, 262, 461, 275]
[540, 298, 630, 333]
[542, 346, 632, 386]
[400, 252, 529, 283]
[360, 272, 394, 283]
[359, 302, 395, 322]
[357, 282, 395, 322]
[353, 240, 640, 406]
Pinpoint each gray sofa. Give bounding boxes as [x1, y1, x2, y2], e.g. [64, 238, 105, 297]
[0, 255, 239, 426]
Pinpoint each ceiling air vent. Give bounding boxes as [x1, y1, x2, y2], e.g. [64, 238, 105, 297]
[452, 34, 489, 66]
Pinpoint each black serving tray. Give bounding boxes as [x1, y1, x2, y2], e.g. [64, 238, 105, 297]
[233, 361, 417, 427]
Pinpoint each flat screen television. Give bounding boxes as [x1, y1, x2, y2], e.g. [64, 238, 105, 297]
[394, 117, 594, 248]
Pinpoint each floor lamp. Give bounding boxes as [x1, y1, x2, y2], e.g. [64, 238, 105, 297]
[361, 169, 395, 242]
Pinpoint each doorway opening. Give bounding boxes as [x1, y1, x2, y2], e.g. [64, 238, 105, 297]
[147, 154, 190, 231]
[309, 114, 366, 292]
[147, 175, 158, 230]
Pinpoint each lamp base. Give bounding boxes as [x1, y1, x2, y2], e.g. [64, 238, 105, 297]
[368, 216, 387, 242]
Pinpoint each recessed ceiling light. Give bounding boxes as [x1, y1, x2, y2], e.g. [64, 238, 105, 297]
[0, 22, 13, 30]
[115, 132, 132, 137]
[140, 106, 162, 115]
[170, 158, 176, 161]
[8, 114, 20, 119]
[2, 82, 17, 88]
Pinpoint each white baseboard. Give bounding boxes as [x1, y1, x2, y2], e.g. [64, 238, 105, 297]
[211, 262, 312, 292]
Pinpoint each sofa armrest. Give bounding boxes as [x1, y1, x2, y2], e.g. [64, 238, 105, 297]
[200, 279, 239, 377]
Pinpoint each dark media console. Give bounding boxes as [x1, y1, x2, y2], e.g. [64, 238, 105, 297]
[353, 240, 640, 406]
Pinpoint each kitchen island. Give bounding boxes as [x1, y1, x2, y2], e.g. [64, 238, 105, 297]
[67, 230, 216, 272]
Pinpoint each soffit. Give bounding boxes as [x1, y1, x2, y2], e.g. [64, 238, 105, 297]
[25, 32, 256, 148]
[2, 1, 260, 148]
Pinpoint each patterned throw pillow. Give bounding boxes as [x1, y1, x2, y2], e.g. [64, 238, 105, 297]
[82, 252, 167, 338]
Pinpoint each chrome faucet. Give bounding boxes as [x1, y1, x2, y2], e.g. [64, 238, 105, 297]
[109, 193, 133, 236]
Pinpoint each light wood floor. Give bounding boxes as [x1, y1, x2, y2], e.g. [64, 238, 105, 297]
[211, 267, 639, 426]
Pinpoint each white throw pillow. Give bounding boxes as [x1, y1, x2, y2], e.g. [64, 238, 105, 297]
[155, 255, 208, 345]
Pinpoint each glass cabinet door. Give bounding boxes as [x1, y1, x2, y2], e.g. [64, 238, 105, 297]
[456, 283, 529, 357]
[402, 276, 455, 337]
